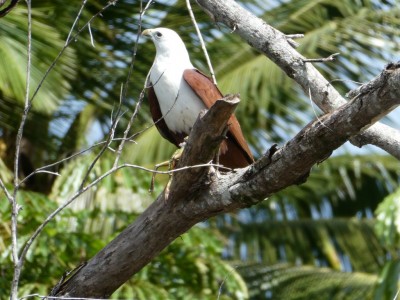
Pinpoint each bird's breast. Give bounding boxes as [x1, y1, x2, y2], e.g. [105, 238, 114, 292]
[151, 66, 206, 135]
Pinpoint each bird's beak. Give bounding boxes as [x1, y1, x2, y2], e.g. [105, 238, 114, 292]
[142, 29, 152, 37]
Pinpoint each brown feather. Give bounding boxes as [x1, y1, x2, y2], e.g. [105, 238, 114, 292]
[148, 85, 186, 147]
[183, 69, 254, 168]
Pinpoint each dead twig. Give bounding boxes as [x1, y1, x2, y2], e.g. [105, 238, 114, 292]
[186, 0, 217, 85]
[303, 53, 340, 63]
[113, 0, 154, 167]
[10, 0, 32, 298]
[285, 34, 304, 48]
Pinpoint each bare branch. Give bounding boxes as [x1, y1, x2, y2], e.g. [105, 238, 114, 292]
[30, 1, 116, 106]
[113, 0, 154, 167]
[17, 141, 108, 188]
[10, 0, 32, 298]
[285, 34, 304, 48]
[0, 177, 13, 204]
[285, 34, 304, 39]
[79, 109, 121, 190]
[186, 0, 218, 85]
[195, 0, 400, 159]
[65, 0, 88, 45]
[229, 66, 400, 202]
[18, 158, 229, 293]
[303, 53, 340, 63]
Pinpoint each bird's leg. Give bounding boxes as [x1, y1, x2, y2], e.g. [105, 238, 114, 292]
[149, 140, 186, 198]
[149, 160, 170, 193]
[164, 141, 186, 200]
[213, 123, 231, 177]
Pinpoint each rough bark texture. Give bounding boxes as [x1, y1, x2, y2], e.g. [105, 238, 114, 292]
[53, 96, 241, 297]
[196, 0, 400, 159]
[52, 0, 400, 297]
[54, 64, 400, 298]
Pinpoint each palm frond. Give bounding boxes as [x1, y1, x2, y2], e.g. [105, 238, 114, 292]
[238, 263, 377, 300]
[375, 186, 400, 248]
[0, 6, 77, 113]
[222, 218, 388, 273]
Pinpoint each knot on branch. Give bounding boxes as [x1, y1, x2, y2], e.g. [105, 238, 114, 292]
[346, 62, 400, 100]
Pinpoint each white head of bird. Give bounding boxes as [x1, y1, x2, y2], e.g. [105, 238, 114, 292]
[142, 28, 192, 69]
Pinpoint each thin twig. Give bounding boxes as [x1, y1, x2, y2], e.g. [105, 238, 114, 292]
[17, 141, 108, 188]
[88, 22, 95, 47]
[329, 78, 363, 86]
[10, 0, 32, 298]
[113, 0, 154, 167]
[18, 135, 140, 189]
[393, 287, 400, 300]
[285, 34, 304, 39]
[285, 34, 304, 49]
[186, 0, 217, 85]
[18, 160, 226, 272]
[217, 265, 239, 300]
[10, 3, 121, 298]
[78, 107, 121, 190]
[123, 161, 232, 175]
[65, 0, 88, 45]
[0, 177, 13, 204]
[128, 78, 180, 141]
[20, 293, 129, 300]
[303, 53, 340, 63]
[29, 2, 115, 106]
[308, 87, 333, 133]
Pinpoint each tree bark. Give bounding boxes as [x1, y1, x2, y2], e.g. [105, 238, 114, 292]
[53, 96, 242, 297]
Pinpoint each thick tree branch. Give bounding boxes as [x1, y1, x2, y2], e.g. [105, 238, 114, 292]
[228, 66, 400, 202]
[53, 96, 240, 298]
[54, 65, 400, 298]
[195, 0, 400, 159]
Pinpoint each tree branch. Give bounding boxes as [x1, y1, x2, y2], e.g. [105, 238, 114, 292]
[228, 66, 400, 203]
[54, 64, 400, 297]
[53, 95, 240, 298]
[195, 0, 400, 159]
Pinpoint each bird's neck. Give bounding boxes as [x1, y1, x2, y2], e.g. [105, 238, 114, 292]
[154, 49, 193, 71]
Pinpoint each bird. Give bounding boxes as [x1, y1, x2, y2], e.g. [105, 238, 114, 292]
[142, 28, 253, 168]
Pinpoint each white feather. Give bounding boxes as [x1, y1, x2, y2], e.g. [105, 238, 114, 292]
[146, 28, 206, 134]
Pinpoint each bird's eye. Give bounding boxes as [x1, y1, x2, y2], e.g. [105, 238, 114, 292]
[155, 31, 162, 38]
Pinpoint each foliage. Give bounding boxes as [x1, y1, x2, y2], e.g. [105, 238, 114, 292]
[239, 263, 377, 300]
[114, 227, 248, 300]
[216, 155, 400, 298]
[375, 186, 400, 248]
[0, 181, 247, 299]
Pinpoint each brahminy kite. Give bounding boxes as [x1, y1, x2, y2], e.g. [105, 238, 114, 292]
[142, 28, 253, 168]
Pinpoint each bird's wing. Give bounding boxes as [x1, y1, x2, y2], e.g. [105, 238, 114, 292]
[183, 69, 254, 165]
[148, 84, 186, 147]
